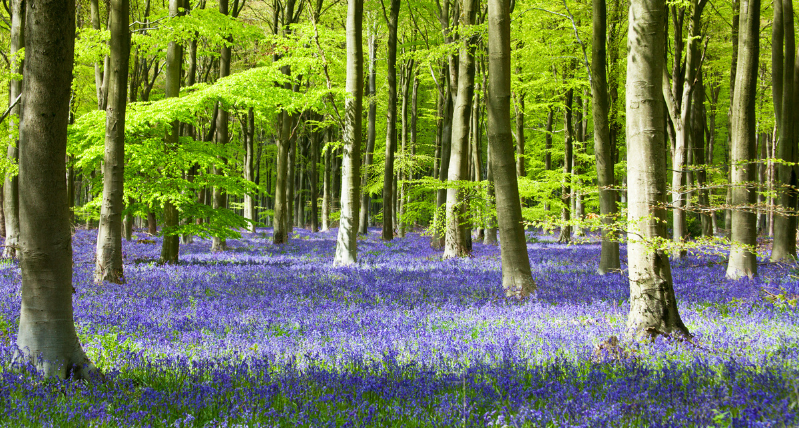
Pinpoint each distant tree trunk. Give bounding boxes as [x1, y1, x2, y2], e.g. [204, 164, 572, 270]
[483, 141, 498, 244]
[771, 0, 797, 261]
[444, 0, 477, 259]
[432, 78, 453, 249]
[382, 0, 400, 241]
[211, 0, 232, 252]
[487, 0, 536, 298]
[147, 211, 157, 234]
[90, 0, 109, 111]
[95, 0, 130, 280]
[543, 106, 553, 212]
[513, 81, 525, 178]
[692, 71, 713, 237]
[16, 0, 97, 378]
[557, 88, 574, 243]
[310, 128, 320, 232]
[359, 25, 377, 235]
[321, 129, 332, 231]
[3, 0, 23, 259]
[625, 0, 689, 339]
[398, 61, 413, 238]
[726, 0, 759, 279]
[471, 79, 483, 241]
[592, 0, 621, 273]
[243, 108, 256, 232]
[333, 0, 363, 265]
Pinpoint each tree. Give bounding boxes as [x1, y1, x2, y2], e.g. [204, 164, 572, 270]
[3, 0, 23, 260]
[487, 0, 536, 298]
[95, 0, 131, 281]
[443, 0, 478, 259]
[381, 0, 400, 241]
[770, 0, 797, 262]
[591, 0, 621, 274]
[16, 0, 96, 378]
[726, 0, 759, 279]
[359, 21, 378, 235]
[333, 0, 364, 265]
[625, 0, 689, 338]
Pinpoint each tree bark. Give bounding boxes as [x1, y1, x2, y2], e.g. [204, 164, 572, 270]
[211, 0, 231, 252]
[443, 0, 477, 259]
[487, 0, 536, 298]
[95, 0, 130, 280]
[382, 0, 400, 241]
[243, 108, 256, 232]
[771, 0, 797, 261]
[321, 129, 331, 231]
[726, 0, 759, 279]
[557, 88, 574, 243]
[592, 0, 621, 273]
[625, 0, 689, 339]
[16, 0, 97, 378]
[3, 0, 23, 259]
[359, 24, 377, 235]
[310, 127, 320, 233]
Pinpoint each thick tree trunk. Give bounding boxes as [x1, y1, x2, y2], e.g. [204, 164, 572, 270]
[382, 0, 400, 241]
[95, 0, 130, 281]
[592, 0, 621, 273]
[160, 0, 183, 263]
[444, 0, 477, 259]
[16, 0, 96, 378]
[358, 26, 377, 235]
[726, 0, 759, 279]
[3, 0, 23, 259]
[625, 0, 689, 338]
[333, 0, 363, 265]
[771, 0, 797, 261]
[487, 0, 536, 298]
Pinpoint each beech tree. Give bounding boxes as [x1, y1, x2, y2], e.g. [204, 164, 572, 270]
[95, 0, 131, 280]
[2, 0, 23, 260]
[726, 0, 759, 279]
[16, 0, 96, 378]
[625, 0, 689, 338]
[334, 0, 363, 265]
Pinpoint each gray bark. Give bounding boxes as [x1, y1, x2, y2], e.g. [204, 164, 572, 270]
[16, 0, 97, 378]
[444, 0, 477, 259]
[211, 0, 232, 252]
[592, 0, 620, 273]
[3, 0, 23, 259]
[243, 108, 256, 232]
[557, 88, 573, 243]
[359, 25, 377, 235]
[625, 0, 689, 338]
[333, 0, 363, 265]
[95, 0, 130, 280]
[487, 0, 536, 298]
[726, 0, 759, 279]
[321, 129, 331, 231]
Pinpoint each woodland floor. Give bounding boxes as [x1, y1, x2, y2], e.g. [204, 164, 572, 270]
[0, 227, 797, 427]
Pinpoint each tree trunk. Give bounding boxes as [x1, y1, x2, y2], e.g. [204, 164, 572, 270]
[444, 0, 477, 259]
[398, 61, 413, 238]
[90, 0, 109, 111]
[95, 0, 130, 280]
[484, 140, 498, 245]
[310, 128, 320, 232]
[321, 130, 331, 231]
[359, 25, 377, 235]
[771, 0, 797, 262]
[16, 0, 96, 378]
[592, 0, 621, 273]
[211, 0, 232, 252]
[288, 132, 296, 232]
[726, 0, 759, 279]
[432, 81, 453, 249]
[557, 88, 574, 243]
[514, 88, 525, 177]
[382, 0, 400, 240]
[3, 0, 23, 259]
[625, 0, 689, 339]
[333, 0, 363, 265]
[243, 108, 256, 232]
[487, 0, 536, 298]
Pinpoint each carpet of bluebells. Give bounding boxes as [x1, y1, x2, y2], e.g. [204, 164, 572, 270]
[0, 227, 797, 427]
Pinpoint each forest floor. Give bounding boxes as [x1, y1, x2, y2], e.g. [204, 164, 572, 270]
[0, 227, 797, 427]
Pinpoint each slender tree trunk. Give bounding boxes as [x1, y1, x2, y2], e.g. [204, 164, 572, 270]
[382, 0, 400, 241]
[288, 133, 296, 232]
[514, 88, 525, 178]
[3, 0, 23, 259]
[333, 0, 363, 265]
[543, 106, 553, 212]
[484, 141, 498, 244]
[243, 108, 256, 232]
[592, 0, 621, 273]
[432, 83, 453, 249]
[693, 72, 712, 237]
[274, 112, 291, 241]
[95, 0, 130, 280]
[444, 0, 477, 259]
[625, 0, 689, 338]
[90, 0, 109, 111]
[487, 0, 536, 298]
[321, 130, 331, 231]
[557, 88, 574, 243]
[16, 0, 97, 378]
[398, 61, 413, 238]
[211, 0, 232, 252]
[310, 128, 319, 233]
[726, 0, 759, 279]
[359, 25, 377, 235]
[771, 0, 797, 261]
